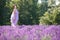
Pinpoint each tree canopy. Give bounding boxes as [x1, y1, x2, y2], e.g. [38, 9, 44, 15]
[0, 0, 60, 25]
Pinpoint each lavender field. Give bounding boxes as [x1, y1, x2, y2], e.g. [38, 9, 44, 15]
[0, 25, 60, 40]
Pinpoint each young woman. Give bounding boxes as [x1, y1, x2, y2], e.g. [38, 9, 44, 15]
[10, 5, 19, 27]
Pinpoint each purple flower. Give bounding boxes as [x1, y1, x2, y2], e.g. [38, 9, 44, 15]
[0, 25, 60, 40]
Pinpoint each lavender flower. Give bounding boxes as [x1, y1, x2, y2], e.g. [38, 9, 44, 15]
[0, 25, 60, 40]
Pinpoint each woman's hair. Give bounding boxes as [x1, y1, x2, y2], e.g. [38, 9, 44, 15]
[13, 4, 17, 9]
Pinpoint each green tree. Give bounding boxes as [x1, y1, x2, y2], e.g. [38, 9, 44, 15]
[2, 0, 20, 25]
[19, 0, 48, 25]
[2, 0, 38, 25]
[19, 0, 39, 25]
[39, 7, 60, 25]
[0, 0, 6, 25]
[0, 0, 48, 25]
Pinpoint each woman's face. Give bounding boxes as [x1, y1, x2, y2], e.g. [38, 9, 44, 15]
[13, 4, 17, 9]
[14, 5, 16, 9]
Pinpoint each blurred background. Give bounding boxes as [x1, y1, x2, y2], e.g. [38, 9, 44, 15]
[0, 0, 60, 25]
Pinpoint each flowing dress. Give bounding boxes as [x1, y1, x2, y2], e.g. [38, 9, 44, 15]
[10, 8, 19, 27]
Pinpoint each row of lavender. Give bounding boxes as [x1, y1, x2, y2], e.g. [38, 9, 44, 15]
[0, 25, 60, 40]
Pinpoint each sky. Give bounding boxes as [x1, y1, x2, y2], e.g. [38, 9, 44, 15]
[38, 0, 41, 4]
[55, 0, 60, 5]
[38, 0, 60, 5]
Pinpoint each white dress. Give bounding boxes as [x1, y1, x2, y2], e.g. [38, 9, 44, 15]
[10, 8, 19, 27]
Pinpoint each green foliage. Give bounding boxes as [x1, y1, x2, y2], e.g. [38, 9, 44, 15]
[0, 0, 60, 25]
[39, 7, 60, 25]
[19, 0, 48, 25]
[5, 0, 48, 25]
[0, 0, 6, 25]
[18, 0, 40, 25]
[0, 0, 39, 25]
[48, 0, 56, 6]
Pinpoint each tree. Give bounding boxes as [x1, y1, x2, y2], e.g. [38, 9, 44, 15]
[0, 0, 6, 25]
[39, 7, 60, 25]
[0, 0, 48, 25]
[19, 0, 39, 25]
[2, 0, 20, 25]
